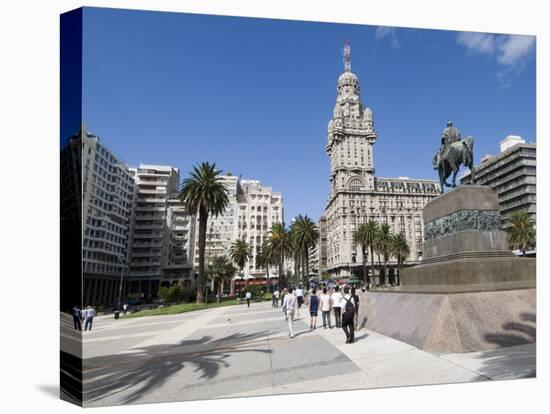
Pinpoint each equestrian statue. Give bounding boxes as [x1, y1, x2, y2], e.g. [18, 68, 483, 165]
[433, 121, 475, 193]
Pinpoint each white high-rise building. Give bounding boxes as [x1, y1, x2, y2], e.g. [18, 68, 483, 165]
[193, 174, 240, 266]
[128, 165, 196, 298]
[324, 44, 439, 281]
[237, 180, 283, 277]
[164, 198, 196, 288]
[193, 175, 284, 290]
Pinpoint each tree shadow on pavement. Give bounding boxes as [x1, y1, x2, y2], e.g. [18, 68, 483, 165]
[83, 330, 272, 405]
[479, 312, 536, 379]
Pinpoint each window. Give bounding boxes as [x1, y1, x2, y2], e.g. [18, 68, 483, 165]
[349, 178, 364, 191]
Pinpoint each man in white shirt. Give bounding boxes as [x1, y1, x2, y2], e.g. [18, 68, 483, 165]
[84, 306, 96, 331]
[340, 287, 356, 343]
[245, 291, 252, 308]
[331, 286, 343, 328]
[319, 288, 332, 328]
[295, 286, 304, 319]
[282, 287, 298, 338]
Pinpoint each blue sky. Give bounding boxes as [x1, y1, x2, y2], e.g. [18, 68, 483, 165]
[80, 7, 536, 223]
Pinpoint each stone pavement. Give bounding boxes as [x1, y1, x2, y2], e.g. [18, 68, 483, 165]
[60, 301, 535, 407]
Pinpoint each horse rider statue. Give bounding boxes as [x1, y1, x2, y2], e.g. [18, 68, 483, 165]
[433, 121, 475, 193]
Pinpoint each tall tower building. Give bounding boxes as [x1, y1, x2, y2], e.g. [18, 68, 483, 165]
[125, 164, 183, 298]
[324, 43, 439, 280]
[75, 127, 135, 306]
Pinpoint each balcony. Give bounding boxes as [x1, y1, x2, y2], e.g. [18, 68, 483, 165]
[132, 242, 163, 249]
[135, 217, 164, 222]
[131, 261, 161, 267]
[133, 233, 163, 239]
[131, 251, 161, 258]
[130, 270, 161, 277]
[134, 223, 164, 230]
[138, 188, 167, 195]
[135, 206, 166, 212]
[137, 180, 167, 186]
[172, 224, 189, 230]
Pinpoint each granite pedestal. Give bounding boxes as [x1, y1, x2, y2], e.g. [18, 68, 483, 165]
[401, 185, 535, 290]
[365, 186, 536, 352]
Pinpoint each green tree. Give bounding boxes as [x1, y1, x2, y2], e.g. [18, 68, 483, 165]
[230, 239, 251, 285]
[255, 240, 273, 280]
[158, 282, 186, 304]
[377, 223, 394, 287]
[507, 211, 535, 256]
[270, 222, 292, 284]
[353, 223, 369, 286]
[207, 255, 237, 303]
[363, 220, 379, 287]
[290, 215, 319, 286]
[178, 162, 229, 303]
[390, 232, 410, 286]
[290, 236, 301, 285]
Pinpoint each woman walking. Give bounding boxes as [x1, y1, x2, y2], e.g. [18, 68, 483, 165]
[309, 288, 319, 329]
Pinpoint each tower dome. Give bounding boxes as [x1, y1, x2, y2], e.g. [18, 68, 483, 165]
[337, 71, 359, 87]
[364, 107, 373, 119]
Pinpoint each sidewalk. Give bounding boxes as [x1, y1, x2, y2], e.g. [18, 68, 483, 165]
[70, 301, 535, 407]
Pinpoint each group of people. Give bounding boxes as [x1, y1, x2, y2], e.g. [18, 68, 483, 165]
[275, 285, 362, 344]
[71, 305, 96, 331]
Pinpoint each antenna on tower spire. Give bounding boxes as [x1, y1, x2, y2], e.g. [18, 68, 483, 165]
[343, 40, 351, 72]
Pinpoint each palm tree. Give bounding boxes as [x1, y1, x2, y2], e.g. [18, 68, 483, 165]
[364, 220, 379, 288]
[270, 222, 292, 284]
[390, 233, 410, 286]
[255, 240, 273, 280]
[290, 215, 319, 286]
[230, 239, 251, 285]
[179, 162, 229, 303]
[507, 211, 535, 256]
[290, 236, 302, 285]
[353, 223, 369, 286]
[207, 256, 237, 303]
[377, 223, 393, 287]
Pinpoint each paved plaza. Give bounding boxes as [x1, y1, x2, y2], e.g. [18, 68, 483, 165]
[61, 302, 535, 407]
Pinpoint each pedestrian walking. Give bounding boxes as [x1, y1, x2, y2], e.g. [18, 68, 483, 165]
[71, 305, 81, 331]
[245, 290, 252, 308]
[295, 285, 304, 319]
[272, 289, 280, 308]
[309, 288, 319, 329]
[351, 287, 360, 330]
[283, 287, 297, 338]
[280, 288, 286, 308]
[319, 288, 332, 329]
[84, 305, 96, 331]
[331, 286, 343, 328]
[122, 303, 128, 316]
[341, 287, 356, 343]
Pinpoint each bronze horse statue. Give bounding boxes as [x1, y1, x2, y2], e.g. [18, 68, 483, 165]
[433, 136, 475, 193]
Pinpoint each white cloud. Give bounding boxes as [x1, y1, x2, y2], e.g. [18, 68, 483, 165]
[456, 32, 496, 55]
[497, 35, 535, 65]
[456, 32, 535, 86]
[375, 26, 400, 48]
